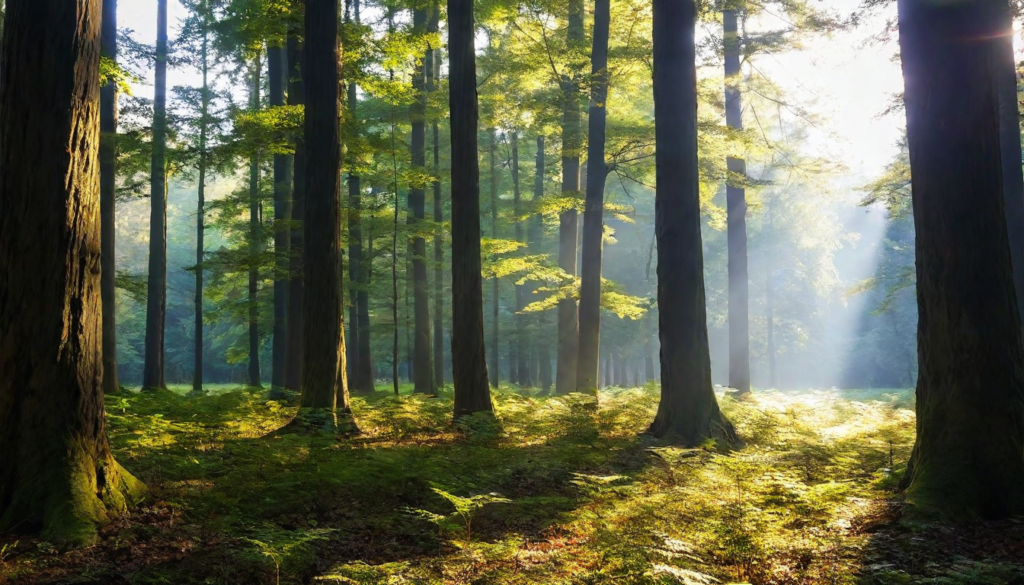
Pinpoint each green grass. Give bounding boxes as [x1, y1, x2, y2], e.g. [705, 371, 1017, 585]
[1, 386, 1021, 584]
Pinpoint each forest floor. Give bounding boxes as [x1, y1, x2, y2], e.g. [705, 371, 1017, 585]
[2, 385, 1023, 585]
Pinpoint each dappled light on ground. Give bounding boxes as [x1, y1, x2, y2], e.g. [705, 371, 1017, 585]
[1, 386, 1021, 584]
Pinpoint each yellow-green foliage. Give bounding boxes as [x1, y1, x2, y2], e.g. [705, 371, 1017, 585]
[4, 386, 1018, 585]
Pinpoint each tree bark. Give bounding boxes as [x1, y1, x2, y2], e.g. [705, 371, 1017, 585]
[100, 0, 119, 396]
[556, 0, 584, 395]
[143, 0, 169, 391]
[898, 0, 1024, 518]
[449, 0, 493, 417]
[270, 37, 292, 395]
[0, 0, 144, 544]
[248, 54, 263, 389]
[724, 7, 750, 395]
[430, 6, 445, 389]
[410, 5, 436, 394]
[996, 2, 1024, 334]
[648, 0, 737, 445]
[511, 131, 532, 387]
[193, 9, 211, 395]
[345, 0, 374, 396]
[488, 128, 501, 386]
[296, 0, 354, 431]
[533, 136, 554, 392]
[576, 0, 610, 395]
[285, 17, 306, 394]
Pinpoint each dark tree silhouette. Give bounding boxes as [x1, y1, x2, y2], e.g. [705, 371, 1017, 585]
[575, 0, 610, 394]
[898, 0, 1024, 518]
[449, 0, 493, 416]
[143, 0, 170, 391]
[648, 0, 737, 445]
[0, 0, 143, 544]
[285, 13, 306, 394]
[100, 0, 120, 396]
[270, 37, 292, 395]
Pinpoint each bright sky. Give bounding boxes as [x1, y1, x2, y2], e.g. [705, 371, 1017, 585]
[121, 0, 907, 182]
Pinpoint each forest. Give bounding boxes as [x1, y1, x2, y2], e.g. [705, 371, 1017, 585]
[1, 0, 1023, 583]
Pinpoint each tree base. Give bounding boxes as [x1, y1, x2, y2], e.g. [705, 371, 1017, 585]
[646, 409, 741, 450]
[274, 408, 360, 437]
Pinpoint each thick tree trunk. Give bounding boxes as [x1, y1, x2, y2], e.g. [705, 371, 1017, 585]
[488, 128, 501, 386]
[0, 0, 144, 544]
[270, 40, 292, 395]
[296, 0, 354, 431]
[410, 5, 436, 394]
[556, 0, 584, 395]
[510, 132, 531, 387]
[143, 0, 169, 391]
[898, 0, 1024, 518]
[648, 0, 737, 445]
[248, 56, 263, 389]
[100, 0, 119, 396]
[285, 22, 306, 394]
[575, 0, 610, 395]
[724, 7, 750, 395]
[533, 136, 554, 392]
[430, 7, 445, 389]
[448, 0, 493, 417]
[193, 18, 211, 396]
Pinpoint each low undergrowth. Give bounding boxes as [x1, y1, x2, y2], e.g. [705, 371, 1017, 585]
[1, 385, 1021, 584]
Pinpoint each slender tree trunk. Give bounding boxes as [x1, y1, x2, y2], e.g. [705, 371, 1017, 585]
[488, 127, 501, 386]
[100, 0, 119, 396]
[193, 14, 211, 395]
[724, 7, 750, 395]
[898, 0, 1024, 518]
[576, 0, 610, 394]
[285, 18, 306, 394]
[430, 6, 445, 388]
[409, 5, 436, 394]
[0, 0, 144, 544]
[270, 38, 292, 395]
[392, 162, 400, 395]
[766, 197, 776, 389]
[143, 0, 169, 391]
[556, 0, 584, 395]
[345, 0, 374, 396]
[449, 0, 493, 417]
[295, 0, 354, 431]
[248, 55, 263, 389]
[510, 132, 532, 387]
[648, 0, 736, 445]
[533, 136, 554, 392]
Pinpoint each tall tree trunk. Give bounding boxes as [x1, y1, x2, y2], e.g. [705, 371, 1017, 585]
[193, 11, 211, 395]
[248, 55, 263, 389]
[448, 0, 493, 417]
[533, 135, 553, 392]
[489, 127, 500, 386]
[410, 5, 436, 394]
[0, 0, 144, 544]
[270, 38, 292, 395]
[648, 0, 736, 445]
[576, 0, 610, 394]
[766, 197, 776, 389]
[556, 0, 584, 395]
[346, 0, 374, 396]
[100, 0, 119, 396]
[898, 0, 1024, 518]
[724, 7, 750, 395]
[296, 0, 354, 431]
[430, 6, 445, 388]
[511, 132, 532, 387]
[285, 17, 306, 394]
[143, 0, 169, 391]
